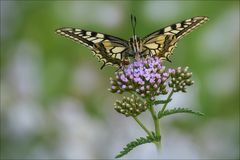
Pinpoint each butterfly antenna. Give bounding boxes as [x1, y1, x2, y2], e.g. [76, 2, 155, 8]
[131, 14, 137, 36]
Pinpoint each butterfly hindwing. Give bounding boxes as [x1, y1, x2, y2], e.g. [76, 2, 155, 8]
[142, 16, 209, 60]
[56, 28, 129, 69]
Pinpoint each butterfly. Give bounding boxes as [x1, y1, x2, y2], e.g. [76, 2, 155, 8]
[56, 15, 209, 69]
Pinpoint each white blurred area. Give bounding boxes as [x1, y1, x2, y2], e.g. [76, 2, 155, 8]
[53, 1, 127, 28]
[1, 1, 239, 159]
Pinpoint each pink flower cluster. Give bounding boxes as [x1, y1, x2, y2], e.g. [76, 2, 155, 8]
[110, 56, 171, 100]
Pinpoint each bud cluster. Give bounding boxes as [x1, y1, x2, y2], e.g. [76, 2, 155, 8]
[114, 94, 148, 117]
[168, 67, 194, 92]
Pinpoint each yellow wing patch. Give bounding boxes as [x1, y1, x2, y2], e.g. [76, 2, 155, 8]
[144, 43, 159, 49]
[102, 40, 113, 49]
[112, 47, 126, 53]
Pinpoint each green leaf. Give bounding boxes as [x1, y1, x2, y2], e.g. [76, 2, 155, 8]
[115, 135, 160, 158]
[158, 107, 205, 119]
[154, 98, 172, 105]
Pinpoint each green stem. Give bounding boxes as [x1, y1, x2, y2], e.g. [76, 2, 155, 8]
[133, 116, 152, 137]
[149, 104, 160, 149]
[160, 90, 174, 113]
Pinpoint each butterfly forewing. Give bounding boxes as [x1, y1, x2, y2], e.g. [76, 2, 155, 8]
[142, 16, 209, 60]
[56, 28, 129, 69]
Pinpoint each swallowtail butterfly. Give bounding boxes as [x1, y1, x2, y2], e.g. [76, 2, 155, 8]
[56, 15, 209, 69]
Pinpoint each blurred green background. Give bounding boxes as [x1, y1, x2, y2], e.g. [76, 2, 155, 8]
[1, 1, 239, 159]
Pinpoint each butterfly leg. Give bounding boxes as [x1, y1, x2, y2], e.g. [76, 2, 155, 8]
[140, 49, 150, 59]
[115, 66, 121, 72]
[100, 63, 106, 70]
[115, 64, 125, 72]
[149, 50, 153, 58]
[166, 55, 172, 63]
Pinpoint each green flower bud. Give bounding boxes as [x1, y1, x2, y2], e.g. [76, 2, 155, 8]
[168, 67, 194, 92]
[114, 94, 148, 117]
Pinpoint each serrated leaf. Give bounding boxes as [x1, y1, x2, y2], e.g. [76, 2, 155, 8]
[154, 98, 172, 105]
[158, 107, 205, 119]
[115, 135, 160, 158]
